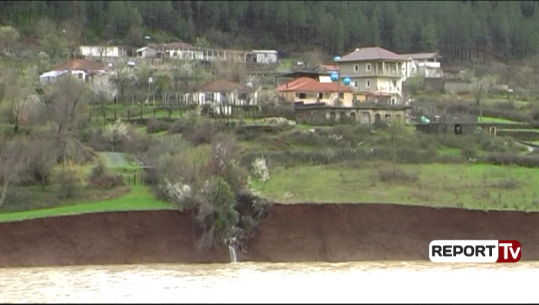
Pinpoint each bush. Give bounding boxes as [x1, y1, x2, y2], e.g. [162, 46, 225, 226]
[88, 174, 125, 189]
[187, 119, 223, 145]
[146, 119, 170, 134]
[90, 160, 107, 180]
[378, 168, 419, 184]
[54, 161, 86, 199]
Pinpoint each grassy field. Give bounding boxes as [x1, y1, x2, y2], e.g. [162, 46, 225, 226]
[478, 116, 520, 124]
[250, 162, 539, 211]
[0, 184, 175, 223]
[0, 152, 175, 223]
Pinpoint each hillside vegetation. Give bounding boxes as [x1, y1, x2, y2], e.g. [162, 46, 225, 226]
[1, 1, 539, 62]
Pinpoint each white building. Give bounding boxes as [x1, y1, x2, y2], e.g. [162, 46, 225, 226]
[79, 45, 127, 58]
[136, 46, 157, 58]
[39, 59, 111, 84]
[248, 50, 278, 64]
[401, 52, 443, 78]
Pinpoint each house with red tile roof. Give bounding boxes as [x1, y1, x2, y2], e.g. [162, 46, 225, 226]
[277, 77, 354, 107]
[39, 59, 112, 84]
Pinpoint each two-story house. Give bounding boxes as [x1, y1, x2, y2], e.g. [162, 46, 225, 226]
[338, 47, 409, 105]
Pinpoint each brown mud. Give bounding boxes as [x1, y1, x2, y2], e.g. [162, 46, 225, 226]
[1, 204, 538, 267]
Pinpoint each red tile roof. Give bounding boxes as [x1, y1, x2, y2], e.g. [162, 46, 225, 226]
[198, 79, 253, 92]
[277, 77, 353, 93]
[339, 47, 407, 62]
[50, 59, 109, 72]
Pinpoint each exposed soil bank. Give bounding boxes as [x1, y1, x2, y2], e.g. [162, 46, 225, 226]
[1, 204, 539, 267]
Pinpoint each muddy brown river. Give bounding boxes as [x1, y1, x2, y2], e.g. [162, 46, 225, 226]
[1, 262, 538, 303]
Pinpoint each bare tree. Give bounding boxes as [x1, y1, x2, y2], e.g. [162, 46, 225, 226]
[2, 66, 39, 133]
[0, 138, 26, 207]
[46, 75, 90, 162]
[214, 61, 247, 83]
[24, 135, 58, 190]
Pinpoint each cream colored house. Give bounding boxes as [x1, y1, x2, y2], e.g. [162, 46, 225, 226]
[401, 52, 443, 78]
[277, 77, 354, 107]
[79, 45, 127, 58]
[337, 47, 410, 105]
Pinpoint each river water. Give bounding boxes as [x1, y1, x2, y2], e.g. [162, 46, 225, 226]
[1, 262, 538, 303]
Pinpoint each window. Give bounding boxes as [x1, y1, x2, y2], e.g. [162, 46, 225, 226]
[354, 64, 359, 72]
[366, 80, 371, 88]
[391, 98, 396, 105]
[392, 80, 397, 87]
[318, 93, 323, 99]
[354, 81, 359, 88]
[299, 93, 306, 99]
[339, 92, 344, 99]
[385, 114, 391, 121]
[366, 63, 371, 71]
[78, 73, 83, 79]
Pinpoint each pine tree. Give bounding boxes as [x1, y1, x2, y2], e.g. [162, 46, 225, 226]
[420, 23, 438, 52]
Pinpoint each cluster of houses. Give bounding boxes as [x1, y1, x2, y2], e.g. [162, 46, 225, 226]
[276, 47, 443, 124]
[78, 43, 279, 65]
[38, 44, 443, 126]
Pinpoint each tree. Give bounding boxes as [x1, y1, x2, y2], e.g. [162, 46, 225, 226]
[420, 23, 438, 52]
[0, 26, 20, 55]
[91, 76, 118, 115]
[46, 75, 90, 162]
[0, 138, 26, 207]
[126, 25, 143, 47]
[367, 16, 381, 46]
[335, 18, 345, 54]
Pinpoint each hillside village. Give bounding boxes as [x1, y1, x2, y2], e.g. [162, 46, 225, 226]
[36, 41, 468, 126]
[4, 1, 539, 275]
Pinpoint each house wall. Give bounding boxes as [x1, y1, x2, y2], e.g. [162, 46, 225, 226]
[194, 91, 256, 106]
[340, 61, 407, 78]
[295, 107, 408, 124]
[254, 53, 278, 64]
[166, 49, 204, 60]
[280, 91, 354, 107]
[80, 46, 125, 58]
[137, 48, 157, 58]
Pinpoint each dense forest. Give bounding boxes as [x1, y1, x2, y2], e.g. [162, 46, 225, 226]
[1, 1, 539, 61]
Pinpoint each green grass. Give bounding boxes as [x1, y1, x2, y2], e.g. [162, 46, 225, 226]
[0, 151, 176, 223]
[250, 163, 539, 211]
[478, 116, 521, 124]
[0, 184, 175, 223]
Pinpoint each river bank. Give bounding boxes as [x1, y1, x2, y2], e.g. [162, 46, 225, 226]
[1, 203, 538, 267]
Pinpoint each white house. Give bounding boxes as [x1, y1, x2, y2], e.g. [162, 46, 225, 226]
[39, 59, 111, 84]
[190, 79, 259, 116]
[248, 50, 278, 64]
[79, 45, 127, 58]
[401, 52, 443, 78]
[136, 46, 157, 58]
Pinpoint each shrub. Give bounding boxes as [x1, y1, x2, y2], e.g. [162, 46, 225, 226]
[378, 168, 419, 184]
[54, 161, 86, 199]
[146, 119, 170, 134]
[90, 160, 107, 180]
[186, 119, 223, 145]
[252, 157, 270, 182]
[88, 174, 125, 189]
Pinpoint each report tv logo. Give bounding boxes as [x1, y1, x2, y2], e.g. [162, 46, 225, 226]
[429, 240, 521, 263]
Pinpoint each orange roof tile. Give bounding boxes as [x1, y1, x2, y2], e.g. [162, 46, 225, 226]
[51, 59, 109, 72]
[277, 77, 352, 93]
